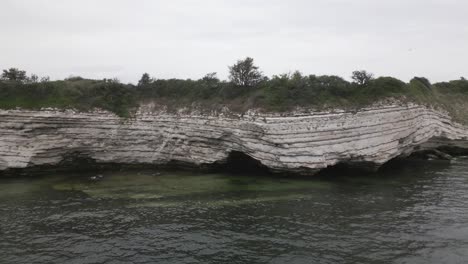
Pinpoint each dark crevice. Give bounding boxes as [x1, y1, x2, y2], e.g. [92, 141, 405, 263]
[2, 146, 468, 178]
[213, 151, 271, 175]
[436, 146, 468, 156]
[406, 149, 452, 161]
[396, 145, 468, 163]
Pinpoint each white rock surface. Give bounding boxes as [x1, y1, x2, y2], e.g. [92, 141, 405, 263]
[1, 103, 467, 175]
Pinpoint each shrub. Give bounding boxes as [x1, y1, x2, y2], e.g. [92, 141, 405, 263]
[2, 66, 468, 119]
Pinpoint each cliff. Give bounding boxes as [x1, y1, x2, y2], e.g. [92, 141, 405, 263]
[1, 103, 467, 175]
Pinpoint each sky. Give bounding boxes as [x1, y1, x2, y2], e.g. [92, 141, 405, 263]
[1, 0, 467, 84]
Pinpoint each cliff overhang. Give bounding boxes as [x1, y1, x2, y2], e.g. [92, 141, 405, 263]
[1, 103, 467, 176]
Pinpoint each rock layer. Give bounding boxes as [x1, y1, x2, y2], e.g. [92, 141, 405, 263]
[1, 103, 467, 175]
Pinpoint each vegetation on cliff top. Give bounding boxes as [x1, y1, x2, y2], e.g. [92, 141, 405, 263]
[1, 58, 467, 121]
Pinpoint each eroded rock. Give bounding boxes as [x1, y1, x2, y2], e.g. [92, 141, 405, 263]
[1, 103, 467, 176]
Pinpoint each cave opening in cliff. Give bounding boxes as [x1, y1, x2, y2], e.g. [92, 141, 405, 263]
[218, 151, 271, 174]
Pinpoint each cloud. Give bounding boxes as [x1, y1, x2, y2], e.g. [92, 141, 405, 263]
[1, 0, 467, 83]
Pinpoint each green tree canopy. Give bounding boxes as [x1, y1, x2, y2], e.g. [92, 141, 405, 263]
[1, 68, 27, 82]
[138, 73, 152, 86]
[228, 57, 263, 87]
[351, 70, 374, 86]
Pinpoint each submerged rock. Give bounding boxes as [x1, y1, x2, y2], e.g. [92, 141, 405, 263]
[0, 103, 468, 176]
[90, 174, 103, 181]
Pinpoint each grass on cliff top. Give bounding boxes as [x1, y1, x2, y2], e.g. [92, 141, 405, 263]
[1, 74, 468, 123]
[0, 78, 137, 117]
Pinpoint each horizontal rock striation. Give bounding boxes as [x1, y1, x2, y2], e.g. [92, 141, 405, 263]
[1, 103, 467, 175]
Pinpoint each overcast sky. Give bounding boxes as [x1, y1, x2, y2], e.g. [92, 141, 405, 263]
[1, 0, 467, 83]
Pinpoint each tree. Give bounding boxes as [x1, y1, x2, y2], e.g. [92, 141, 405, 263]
[40, 76, 50, 83]
[351, 70, 374, 86]
[138, 73, 152, 86]
[1, 68, 27, 82]
[30, 74, 39, 83]
[228, 57, 263, 87]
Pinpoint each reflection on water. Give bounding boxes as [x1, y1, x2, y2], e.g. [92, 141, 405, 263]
[1, 159, 468, 263]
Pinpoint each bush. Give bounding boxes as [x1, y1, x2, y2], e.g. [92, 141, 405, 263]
[2, 67, 468, 119]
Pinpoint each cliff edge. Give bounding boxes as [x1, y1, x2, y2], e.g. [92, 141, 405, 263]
[1, 103, 467, 175]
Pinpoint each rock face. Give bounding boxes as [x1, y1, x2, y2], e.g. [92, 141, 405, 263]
[0, 103, 467, 175]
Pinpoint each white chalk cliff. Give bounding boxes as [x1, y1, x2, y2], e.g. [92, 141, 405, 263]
[1, 103, 467, 175]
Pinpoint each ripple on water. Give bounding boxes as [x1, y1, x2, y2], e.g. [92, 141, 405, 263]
[1, 159, 468, 263]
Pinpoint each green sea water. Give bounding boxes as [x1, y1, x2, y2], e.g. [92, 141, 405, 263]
[1, 159, 468, 263]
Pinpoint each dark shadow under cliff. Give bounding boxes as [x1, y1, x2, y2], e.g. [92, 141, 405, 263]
[212, 151, 272, 175]
[1, 147, 466, 179]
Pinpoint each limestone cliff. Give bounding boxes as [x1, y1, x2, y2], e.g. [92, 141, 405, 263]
[1, 103, 467, 175]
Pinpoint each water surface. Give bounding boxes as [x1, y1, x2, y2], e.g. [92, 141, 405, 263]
[1, 159, 468, 263]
